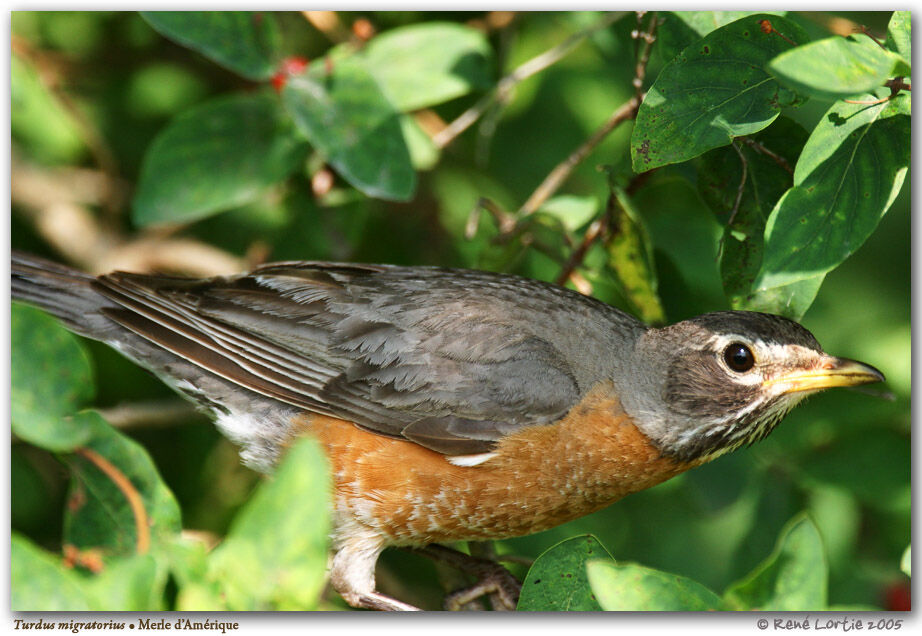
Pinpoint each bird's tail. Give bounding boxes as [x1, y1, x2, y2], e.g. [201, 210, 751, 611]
[11, 251, 114, 339]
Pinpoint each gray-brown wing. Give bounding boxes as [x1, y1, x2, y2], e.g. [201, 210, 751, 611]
[93, 262, 624, 454]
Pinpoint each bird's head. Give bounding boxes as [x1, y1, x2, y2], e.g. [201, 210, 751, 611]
[624, 311, 884, 463]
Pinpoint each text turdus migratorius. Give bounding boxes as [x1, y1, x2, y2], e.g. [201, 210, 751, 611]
[11, 251, 885, 611]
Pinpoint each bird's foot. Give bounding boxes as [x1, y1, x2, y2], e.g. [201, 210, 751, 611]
[410, 544, 522, 611]
[443, 572, 521, 611]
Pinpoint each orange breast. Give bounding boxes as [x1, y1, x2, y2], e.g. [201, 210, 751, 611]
[293, 382, 695, 545]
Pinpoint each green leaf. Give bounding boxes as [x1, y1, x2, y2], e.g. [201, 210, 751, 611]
[606, 188, 665, 325]
[284, 59, 416, 201]
[11, 303, 94, 452]
[85, 554, 167, 611]
[658, 11, 788, 63]
[11, 533, 94, 611]
[125, 63, 209, 118]
[632, 14, 807, 172]
[140, 11, 281, 80]
[695, 117, 819, 318]
[885, 11, 911, 63]
[400, 114, 440, 170]
[538, 194, 599, 232]
[738, 274, 825, 321]
[900, 546, 910, 578]
[724, 513, 827, 610]
[133, 91, 308, 226]
[168, 536, 226, 611]
[805, 485, 860, 571]
[11, 54, 85, 163]
[361, 22, 493, 111]
[13, 535, 168, 611]
[517, 535, 613, 611]
[587, 560, 724, 611]
[63, 411, 182, 558]
[674, 11, 788, 37]
[768, 35, 909, 101]
[207, 437, 331, 610]
[755, 91, 910, 291]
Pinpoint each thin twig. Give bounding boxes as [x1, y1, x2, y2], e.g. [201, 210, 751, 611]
[740, 136, 794, 175]
[433, 11, 627, 149]
[845, 80, 908, 103]
[12, 154, 246, 276]
[302, 10, 352, 43]
[717, 140, 749, 259]
[96, 399, 203, 431]
[520, 96, 641, 217]
[518, 12, 657, 217]
[12, 35, 123, 219]
[844, 77, 911, 104]
[465, 197, 517, 239]
[632, 11, 660, 98]
[857, 25, 887, 50]
[759, 19, 797, 47]
[519, 97, 641, 217]
[12, 401, 203, 447]
[475, 12, 520, 166]
[728, 140, 749, 230]
[842, 96, 893, 105]
[554, 211, 609, 287]
[887, 78, 911, 92]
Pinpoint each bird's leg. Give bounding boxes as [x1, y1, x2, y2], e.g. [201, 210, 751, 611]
[409, 543, 522, 611]
[331, 531, 422, 611]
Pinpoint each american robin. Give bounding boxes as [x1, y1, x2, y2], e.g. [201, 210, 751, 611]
[11, 251, 884, 611]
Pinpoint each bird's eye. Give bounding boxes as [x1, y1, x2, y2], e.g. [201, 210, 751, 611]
[724, 342, 755, 372]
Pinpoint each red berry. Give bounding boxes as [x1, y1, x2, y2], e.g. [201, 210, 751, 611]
[884, 581, 911, 611]
[281, 56, 309, 75]
[271, 56, 310, 93]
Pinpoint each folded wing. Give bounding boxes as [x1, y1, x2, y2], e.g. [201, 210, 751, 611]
[94, 262, 590, 455]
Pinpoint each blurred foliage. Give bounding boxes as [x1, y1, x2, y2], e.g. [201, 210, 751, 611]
[10, 10, 910, 611]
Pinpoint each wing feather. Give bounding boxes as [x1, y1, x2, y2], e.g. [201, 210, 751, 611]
[87, 262, 635, 454]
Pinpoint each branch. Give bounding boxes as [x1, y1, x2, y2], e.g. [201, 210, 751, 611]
[632, 11, 660, 98]
[739, 136, 794, 175]
[12, 400, 204, 447]
[554, 208, 611, 287]
[465, 197, 517, 239]
[96, 399, 203, 431]
[302, 11, 352, 43]
[759, 19, 797, 47]
[433, 11, 627, 148]
[12, 35, 123, 218]
[12, 154, 246, 276]
[844, 77, 911, 105]
[518, 12, 657, 217]
[857, 25, 887, 50]
[728, 140, 749, 230]
[519, 95, 640, 217]
[717, 140, 749, 259]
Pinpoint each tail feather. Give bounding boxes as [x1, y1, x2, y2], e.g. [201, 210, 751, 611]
[11, 251, 114, 338]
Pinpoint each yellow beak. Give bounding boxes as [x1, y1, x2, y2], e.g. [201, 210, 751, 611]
[766, 356, 885, 395]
